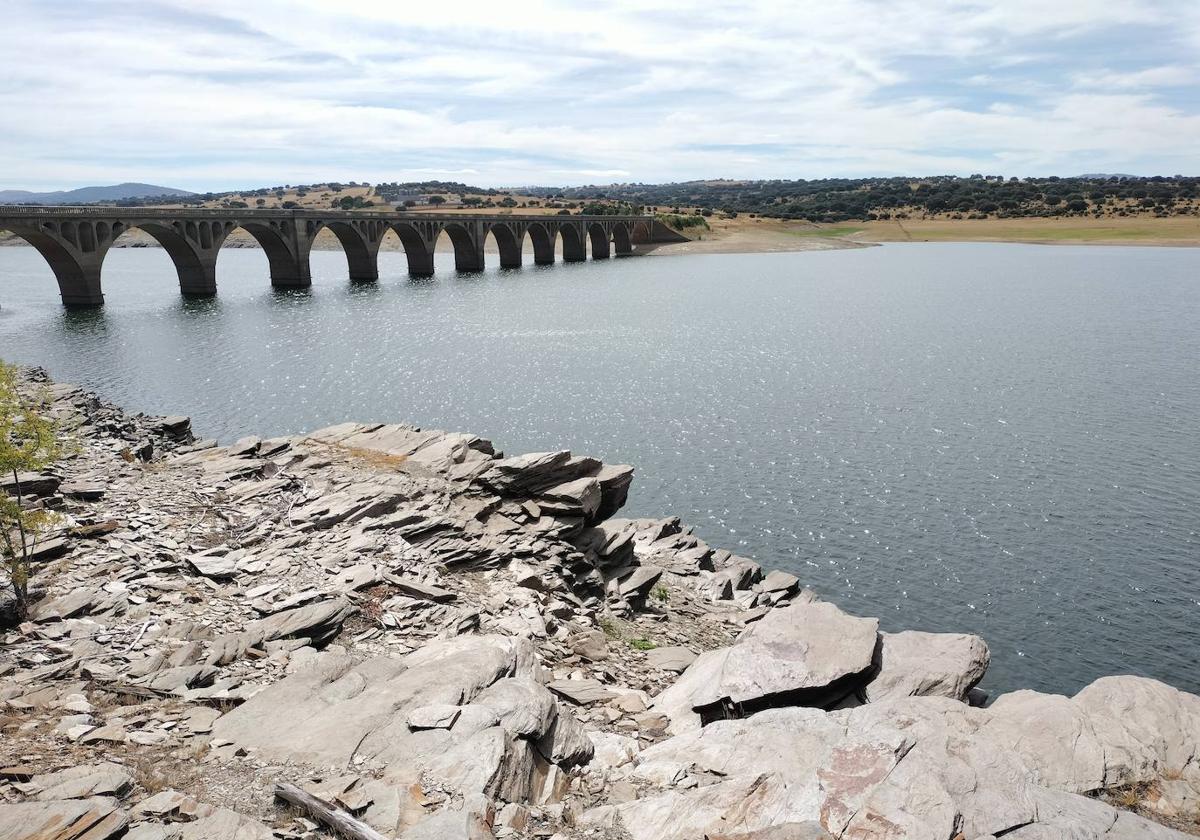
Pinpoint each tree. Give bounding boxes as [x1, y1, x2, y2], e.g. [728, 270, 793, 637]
[1, 362, 63, 620]
[428, 195, 446, 205]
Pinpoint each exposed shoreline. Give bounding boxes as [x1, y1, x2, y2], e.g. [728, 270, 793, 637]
[2, 368, 1198, 838]
[4, 214, 1198, 261]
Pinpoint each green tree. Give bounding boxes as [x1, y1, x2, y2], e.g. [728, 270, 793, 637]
[428, 195, 446, 206]
[0, 362, 63, 619]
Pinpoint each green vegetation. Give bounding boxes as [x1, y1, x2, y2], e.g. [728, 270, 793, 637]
[533, 175, 1200, 224]
[629, 638, 657, 651]
[657, 213, 710, 232]
[652, 584, 670, 603]
[599, 616, 622, 639]
[1, 362, 64, 620]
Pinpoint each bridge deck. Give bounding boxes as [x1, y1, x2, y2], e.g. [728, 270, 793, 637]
[0, 207, 658, 307]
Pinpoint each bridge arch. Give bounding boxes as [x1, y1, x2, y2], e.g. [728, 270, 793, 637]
[234, 221, 304, 286]
[559, 223, 586, 263]
[314, 220, 381, 282]
[440, 223, 484, 272]
[0, 222, 105, 306]
[487, 223, 522, 269]
[120, 221, 231, 296]
[390, 222, 435, 276]
[587, 222, 611, 260]
[525, 223, 555, 265]
[612, 222, 633, 255]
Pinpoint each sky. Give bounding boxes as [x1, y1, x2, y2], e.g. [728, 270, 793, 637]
[3, 0, 1199, 191]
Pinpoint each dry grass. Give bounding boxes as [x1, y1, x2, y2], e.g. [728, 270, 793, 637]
[851, 215, 1200, 246]
[305, 439, 409, 472]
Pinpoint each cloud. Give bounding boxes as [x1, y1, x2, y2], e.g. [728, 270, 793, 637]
[1, 0, 1197, 189]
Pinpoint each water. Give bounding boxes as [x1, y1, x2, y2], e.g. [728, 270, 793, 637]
[1, 242, 1197, 698]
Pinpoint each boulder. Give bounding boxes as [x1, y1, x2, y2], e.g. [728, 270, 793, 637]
[479, 451, 591, 496]
[212, 634, 590, 832]
[861, 630, 989, 703]
[0, 797, 128, 840]
[653, 600, 879, 731]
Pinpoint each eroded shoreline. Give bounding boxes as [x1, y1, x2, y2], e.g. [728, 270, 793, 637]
[2, 369, 1199, 839]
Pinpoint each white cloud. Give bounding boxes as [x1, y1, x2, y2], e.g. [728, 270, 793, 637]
[1, 0, 1197, 189]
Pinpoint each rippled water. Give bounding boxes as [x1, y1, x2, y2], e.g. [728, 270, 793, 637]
[1, 242, 1197, 697]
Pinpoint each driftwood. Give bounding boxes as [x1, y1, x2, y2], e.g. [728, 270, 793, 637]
[274, 782, 389, 840]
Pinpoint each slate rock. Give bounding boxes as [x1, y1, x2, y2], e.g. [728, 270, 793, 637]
[861, 630, 989, 703]
[653, 600, 879, 731]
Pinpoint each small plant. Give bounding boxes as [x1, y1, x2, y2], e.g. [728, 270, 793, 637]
[0, 362, 64, 620]
[652, 584, 670, 603]
[629, 638, 657, 651]
[598, 616, 622, 640]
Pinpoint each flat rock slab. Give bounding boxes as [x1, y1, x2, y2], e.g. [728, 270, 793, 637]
[28, 763, 132, 801]
[645, 646, 697, 673]
[653, 600, 879, 730]
[0, 797, 128, 840]
[547, 678, 617, 706]
[863, 630, 989, 703]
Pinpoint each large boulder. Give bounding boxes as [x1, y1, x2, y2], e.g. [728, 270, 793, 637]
[591, 676, 1200, 840]
[984, 675, 1200, 793]
[212, 634, 590, 836]
[652, 600, 879, 731]
[861, 630, 989, 703]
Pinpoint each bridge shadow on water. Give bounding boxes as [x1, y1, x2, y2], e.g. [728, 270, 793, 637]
[60, 306, 108, 338]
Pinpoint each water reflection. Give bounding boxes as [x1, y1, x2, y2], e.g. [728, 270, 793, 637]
[61, 307, 108, 337]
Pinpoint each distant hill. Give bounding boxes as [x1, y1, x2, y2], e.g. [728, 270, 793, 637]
[0, 182, 194, 205]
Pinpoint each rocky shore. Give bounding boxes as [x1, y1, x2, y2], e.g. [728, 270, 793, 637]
[2, 369, 1198, 840]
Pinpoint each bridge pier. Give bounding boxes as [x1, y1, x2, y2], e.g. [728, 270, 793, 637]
[561, 222, 587, 262]
[527, 223, 555, 265]
[588, 223, 611, 260]
[443, 222, 485, 272]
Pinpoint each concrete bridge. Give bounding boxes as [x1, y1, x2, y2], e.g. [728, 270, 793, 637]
[0, 207, 659, 306]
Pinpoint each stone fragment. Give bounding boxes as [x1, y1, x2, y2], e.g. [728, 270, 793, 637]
[760, 569, 800, 593]
[0, 798, 127, 840]
[618, 565, 664, 599]
[547, 678, 616, 706]
[861, 630, 989, 703]
[407, 704, 461, 731]
[27, 763, 132, 801]
[645, 646, 697, 673]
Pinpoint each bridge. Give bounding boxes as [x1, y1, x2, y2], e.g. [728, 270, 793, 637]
[0, 207, 661, 306]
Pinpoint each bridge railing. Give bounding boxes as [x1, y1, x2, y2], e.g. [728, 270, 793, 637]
[0, 205, 652, 224]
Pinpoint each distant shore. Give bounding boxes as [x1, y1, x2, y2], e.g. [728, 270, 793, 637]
[2, 214, 1197, 257]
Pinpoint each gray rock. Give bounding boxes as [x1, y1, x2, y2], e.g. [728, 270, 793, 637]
[653, 600, 879, 731]
[27, 763, 132, 801]
[862, 630, 989, 703]
[407, 704, 462, 730]
[0, 797, 128, 840]
[760, 569, 800, 593]
[479, 450, 579, 495]
[645, 646, 697, 673]
[185, 550, 238, 579]
[537, 476, 602, 519]
[547, 678, 617, 705]
[618, 565, 664, 599]
[212, 635, 587, 809]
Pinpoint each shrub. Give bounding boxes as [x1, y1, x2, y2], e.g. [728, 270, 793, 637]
[1, 363, 64, 620]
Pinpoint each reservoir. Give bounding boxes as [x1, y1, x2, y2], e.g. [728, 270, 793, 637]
[1, 241, 1196, 697]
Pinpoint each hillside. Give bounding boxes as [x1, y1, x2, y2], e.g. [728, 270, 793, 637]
[527, 175, 1200, 223]
[0, 182, 194, 205]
